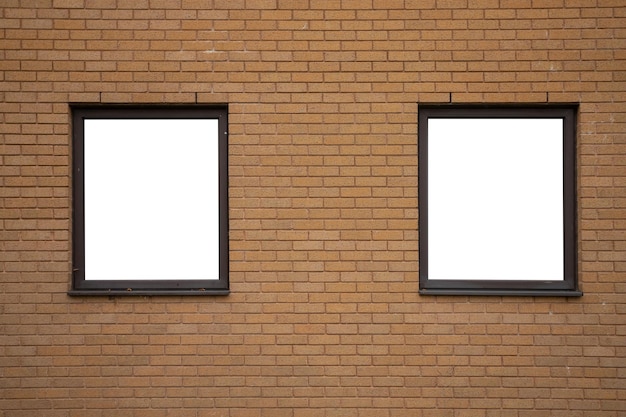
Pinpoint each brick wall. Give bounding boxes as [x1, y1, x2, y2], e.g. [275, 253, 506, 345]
[1, 0, 625, 416]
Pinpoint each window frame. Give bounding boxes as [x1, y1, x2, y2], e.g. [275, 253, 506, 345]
[70, 105, 229, 295]
[418, 105, 580, 296]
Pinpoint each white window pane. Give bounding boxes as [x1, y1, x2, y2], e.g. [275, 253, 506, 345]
[84, 119, 220, 280]
[427, 118, 564, 281]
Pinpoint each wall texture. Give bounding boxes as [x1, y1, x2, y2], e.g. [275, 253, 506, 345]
[1, 0, 625, 416]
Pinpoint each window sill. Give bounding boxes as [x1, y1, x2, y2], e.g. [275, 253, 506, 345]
[419, 289, 583, 297]
[68, 289, 230, 296]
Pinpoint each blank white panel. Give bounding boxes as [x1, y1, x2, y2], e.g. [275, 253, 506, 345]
[427, 118, 564, 281]
[84, 119, 220, 280]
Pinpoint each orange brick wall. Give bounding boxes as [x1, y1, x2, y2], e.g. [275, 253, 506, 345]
[1, 1, 625, 416]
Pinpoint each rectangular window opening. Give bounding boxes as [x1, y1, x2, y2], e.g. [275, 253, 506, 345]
[70, 105, 229, 295]
[418, 105, 580, 296]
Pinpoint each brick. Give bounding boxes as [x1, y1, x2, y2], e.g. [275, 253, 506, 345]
[0, 0, 624, 415]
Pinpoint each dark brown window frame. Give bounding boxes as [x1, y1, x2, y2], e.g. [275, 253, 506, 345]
[418, 105, 581, 296]
[69, 105, 229, 295]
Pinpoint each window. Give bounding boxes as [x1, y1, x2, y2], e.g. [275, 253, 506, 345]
[418, 105, 580, 296]
[70, 106, 228, 295]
